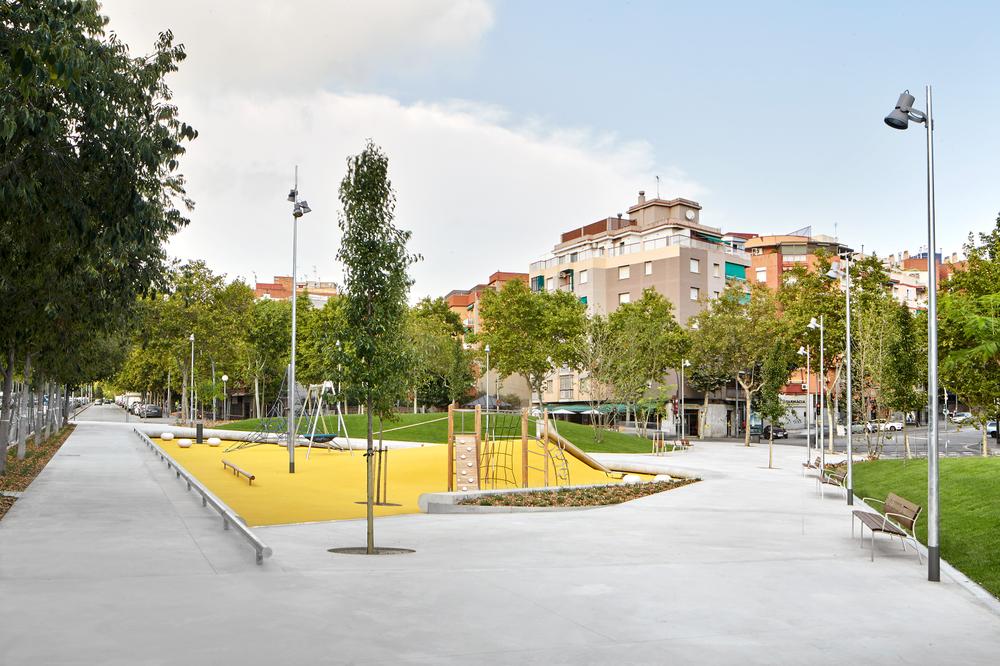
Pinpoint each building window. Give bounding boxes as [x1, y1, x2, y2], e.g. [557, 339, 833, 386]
[713, 263, 721, 277]
[690, 287, 700, 301]
[559, 374, 573, 400]
[618, 265, 630, 280]
[546, 277, 554, 291]
[644, 261, 653, 276]
[579, 269, 589, 284]
[690, 258, 700, 274]
[756, 267, 767, 283]
[618, 292, 631, 305]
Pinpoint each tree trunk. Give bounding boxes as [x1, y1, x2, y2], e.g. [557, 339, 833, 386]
[0, 348, 14, 474]
[983, 428, 989, 458]
[17, 354, 32, 459]
[254, 375, 260, 420]
[366, 397, 375, 554]
[63, 383, 70, 426]
[768, 432, 774, 468]
[413, 388, 417, 415]
[743, 386, 752, 447]
[181, 369, 188, 424]
[700, 393, 710, 440]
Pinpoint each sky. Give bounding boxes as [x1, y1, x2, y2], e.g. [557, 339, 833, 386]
[100, 0, 1000, 299]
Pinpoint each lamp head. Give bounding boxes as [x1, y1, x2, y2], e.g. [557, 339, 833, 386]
[485, 344, 490, 353]
[807, 317, 820, 330]
[682, 359, 691, 367]
[797, 346, 807, 356]
[287, 188, 297, 202]
[222, 374, 228, 382]
[189, 333, 195, 342]
[299, 200, 311, 215]
[884, 91, 916, 130]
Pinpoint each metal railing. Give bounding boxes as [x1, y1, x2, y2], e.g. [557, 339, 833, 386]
[133, 428, 273, 565]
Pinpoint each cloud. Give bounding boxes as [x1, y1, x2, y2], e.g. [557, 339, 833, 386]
[100, 0, 495, 90]
[168, 91, 706, 298]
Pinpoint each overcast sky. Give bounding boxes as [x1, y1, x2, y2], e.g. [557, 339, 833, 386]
[101, 0, 1000, 299]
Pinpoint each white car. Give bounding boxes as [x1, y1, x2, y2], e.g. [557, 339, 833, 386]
[987, 421, 998, 438]
[864, 420, 904, 432]
[950, 411, 973, 424]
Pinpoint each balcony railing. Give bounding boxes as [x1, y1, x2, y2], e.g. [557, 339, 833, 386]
[532, 235, 747, 271]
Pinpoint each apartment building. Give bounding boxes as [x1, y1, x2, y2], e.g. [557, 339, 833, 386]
[744, 232, 851, 289]
[884, 250, 966, 311]
[253, 275, 339, 307]
[528, 192, 751, 433]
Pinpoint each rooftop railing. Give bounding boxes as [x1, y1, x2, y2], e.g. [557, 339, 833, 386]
[532, 235, 748, 271]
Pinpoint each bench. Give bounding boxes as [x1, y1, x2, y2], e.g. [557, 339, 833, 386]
[852, 492, 922, 562]
[222, 459, 255, 485]
[801, 456, 821, 477]
[815, 466, 846, 498]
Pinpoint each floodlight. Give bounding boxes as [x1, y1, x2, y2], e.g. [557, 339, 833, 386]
[682, 359, 691, 367]
[287, 189, 297, 202]
[221, 374, 228, 382]
[299, 200, 311, 215]
[797, 346, 807, 356]
[808, 317, 820, 330]
[884, 91, 915, 129]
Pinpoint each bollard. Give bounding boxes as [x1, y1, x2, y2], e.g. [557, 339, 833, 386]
[196, 422, 204, 444]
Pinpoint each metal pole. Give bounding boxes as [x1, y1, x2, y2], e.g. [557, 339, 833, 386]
[845, 252, 853, 505]
[485, 346, 490, 436]
[819, 315, 825, 458]
[925, 85, 940, 582]
[190, 334, 195, 425]
[288, 166, 298, 473]
[805, 347, 811, 464]
[680, 363, 685, 439]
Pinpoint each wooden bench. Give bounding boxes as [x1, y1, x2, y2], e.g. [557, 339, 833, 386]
[852, 493, 922, 562]
[801, 456, 821, 476]
[815, 466, 846, 498]
[222, 459, 255, 485]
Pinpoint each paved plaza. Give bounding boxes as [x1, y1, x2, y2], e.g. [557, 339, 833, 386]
[1, 422, 998, 664]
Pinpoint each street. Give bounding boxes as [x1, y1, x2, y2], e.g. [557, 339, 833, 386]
[74, 402, 174, 426]
[779, 424, 998, 458]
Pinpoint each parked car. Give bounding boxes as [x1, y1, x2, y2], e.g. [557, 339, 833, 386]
[987, 421, 998, 438]
[864, 420, 903, 432]
[950, 411, 973, 424]
[94, 398, 103, 405]
[762, 424, 787, 439]
[139, 404, 162, 418]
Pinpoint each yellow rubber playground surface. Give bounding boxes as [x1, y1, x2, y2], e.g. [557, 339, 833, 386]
[154, 438, 624, 526]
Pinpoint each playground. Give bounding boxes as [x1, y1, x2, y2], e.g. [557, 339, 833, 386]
[153, 406, 645, 526]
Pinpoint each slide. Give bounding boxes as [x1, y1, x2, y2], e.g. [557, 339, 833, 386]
[540, 424, 613, 475]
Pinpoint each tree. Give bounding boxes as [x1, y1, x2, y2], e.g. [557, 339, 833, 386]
[883, 302, 925, 457]
[578, 315, 619, 441]
[337, 141, 417, 554]
[607, 289, 688, 436]
[700, 284, 784, 446]
[686, 310, 732, 439]
[759, 338, 796, 468]
[477, 280, 585, 406]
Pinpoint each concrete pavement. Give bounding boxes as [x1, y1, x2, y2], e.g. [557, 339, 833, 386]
[1, 422, 998, 664]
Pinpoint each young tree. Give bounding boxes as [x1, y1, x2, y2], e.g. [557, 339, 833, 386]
[883, 302, 925, 457]
[607, 289, 687, 436]
[686, 310, 732, 439]
[477, 280, 586, 406]
[759, 338, 796, 468]
[578, 315, 620, 441]
[337, 141, 417, 554]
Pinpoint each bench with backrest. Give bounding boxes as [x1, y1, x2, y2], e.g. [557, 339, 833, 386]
[852, 492, 922, 562]
[222, 459, 255, 485]
[816, 465, 846, 498]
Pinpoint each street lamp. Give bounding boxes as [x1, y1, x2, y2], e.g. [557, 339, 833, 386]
[797, 345, 811, 465]
[287, 166, 312, 474]
[221, 374, 228, 421]
[827, 257, 853, 506]
[680, 359, 691, 439]
[189, 333, 195, 424]
[885, 86, 940, 582]
[484, 344, 491, 434]
[808, 315, 826, 459]
[335, 339, 343, 414]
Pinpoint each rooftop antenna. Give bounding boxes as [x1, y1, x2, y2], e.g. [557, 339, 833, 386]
[655, 175, 661, 199]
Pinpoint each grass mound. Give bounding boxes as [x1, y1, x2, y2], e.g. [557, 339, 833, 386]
[851, 457, 1000, 599]
[458, 478, 697, 508]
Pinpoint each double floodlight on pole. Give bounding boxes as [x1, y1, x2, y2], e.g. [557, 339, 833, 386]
[287, 166, 312, 474]
[221, 374, 229, 422]
[680, 359, 691, 439]
[189, 333, 195, 424]
[485, 344, 491, 432]
[826, 260, 853, 506]
[885, 86, 940, 583]
[807, 316, 826, 461]
[797, 345, 811, 464]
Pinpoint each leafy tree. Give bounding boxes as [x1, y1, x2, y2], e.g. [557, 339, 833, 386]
[884, 302, 925, 456]
[578, 315, 620, 441]
[607, 289, 688, 436]
[412, 297, 464, 337]
[686, 310, 733, 439]
[759, 338, 796, 468]
[243, 298, 292, 418]
[477, 279, 586, 406]
[337, 141, 418, 553]
[700, 284, 784, 446]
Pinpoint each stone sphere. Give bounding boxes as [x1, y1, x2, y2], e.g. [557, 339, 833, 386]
[207, 437, 221, 447]
[653, 474, 673, 482]
[161, 433, 174, 441]
[621, 474, 643, 484]
[177, 438, 193, 448]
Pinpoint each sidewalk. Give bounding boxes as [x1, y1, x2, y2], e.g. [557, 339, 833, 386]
[1, 424, 998, 664]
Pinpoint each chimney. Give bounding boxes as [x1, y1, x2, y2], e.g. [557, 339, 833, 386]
[951, 252, 958, 263]
[638, 190, 646, 205]
[903, 250, 910, 260]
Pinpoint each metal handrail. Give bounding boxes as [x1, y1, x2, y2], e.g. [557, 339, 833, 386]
[133, 428, 273, 565]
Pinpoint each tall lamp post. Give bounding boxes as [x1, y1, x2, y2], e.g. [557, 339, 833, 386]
[797, 345, 811, 464]
[680, 359, 691, 439]
[484, 344, 491, 434]
[221, 374, 228, 422]
[189, 333, 195, 425]
[286, 167, 312, 473]
[884, 87, 940, 582]
[808, 316, 826, 460]
[826, 255, 854, 505]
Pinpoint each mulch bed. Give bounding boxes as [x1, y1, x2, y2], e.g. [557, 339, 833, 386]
[0, 425, 75, 520]
[458, 478, 698, 508]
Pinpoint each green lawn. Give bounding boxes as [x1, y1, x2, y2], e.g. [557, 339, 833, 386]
[218, 412, 655, 453]
[851, 457, 1000, 598]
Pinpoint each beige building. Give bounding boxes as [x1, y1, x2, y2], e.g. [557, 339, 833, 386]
[528, 191, 751, 421]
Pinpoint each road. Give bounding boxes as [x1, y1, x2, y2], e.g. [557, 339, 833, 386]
[74, 401, 174, 425]
[775, 424, 999, 458]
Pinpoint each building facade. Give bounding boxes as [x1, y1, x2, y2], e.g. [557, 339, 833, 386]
[253, 275, 339, 307]
[743, 233, 851, 290]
